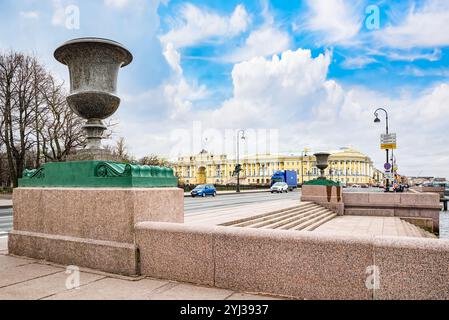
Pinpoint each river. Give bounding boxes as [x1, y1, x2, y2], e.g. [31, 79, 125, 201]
[440, 211, 449, 239]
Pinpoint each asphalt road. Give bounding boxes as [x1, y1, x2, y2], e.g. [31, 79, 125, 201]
[0, 190, 301, 236]
[0, 208, 12, 237]
[185, 190, 300, 216]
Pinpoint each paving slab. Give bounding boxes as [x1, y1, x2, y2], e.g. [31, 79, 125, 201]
[0, 255, 35, 270]
[312, 216, 426, 238]
[0, 270, 105, 300]
[225, 293, 282, 300]
[0, 236, 7, 252]
[44, 277, 169, 300]
[0, 262, 63, 288]
[147, 283, 234, 300]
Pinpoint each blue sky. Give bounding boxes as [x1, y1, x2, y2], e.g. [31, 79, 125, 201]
[1, 0, 449, 178]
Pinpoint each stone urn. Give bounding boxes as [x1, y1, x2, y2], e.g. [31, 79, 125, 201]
[54, 37, 133, 152]
[314, 152, 330, 179]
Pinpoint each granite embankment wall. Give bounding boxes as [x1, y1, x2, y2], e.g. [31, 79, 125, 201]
[343, 192, 441, 232]
[135, 222, 449, 300]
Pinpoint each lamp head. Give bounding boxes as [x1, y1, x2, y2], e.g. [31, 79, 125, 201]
[374, 117, 381, 123]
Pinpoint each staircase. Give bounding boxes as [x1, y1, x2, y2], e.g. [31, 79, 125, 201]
[399, 219, 437, 239]
[221, 202, 337, 232]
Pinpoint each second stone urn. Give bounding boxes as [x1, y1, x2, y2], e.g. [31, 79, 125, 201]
[54, 37, 133, 152]
[314, 152, 330, 179]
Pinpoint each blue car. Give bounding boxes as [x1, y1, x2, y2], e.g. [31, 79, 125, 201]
[191, 184, 217, 198]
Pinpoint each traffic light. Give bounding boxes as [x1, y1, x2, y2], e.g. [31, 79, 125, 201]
[233, 164, 242, 176]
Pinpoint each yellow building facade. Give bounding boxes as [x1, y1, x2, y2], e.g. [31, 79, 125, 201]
[173, 147, 383, 186]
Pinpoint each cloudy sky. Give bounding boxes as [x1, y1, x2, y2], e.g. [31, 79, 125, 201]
[1, 0, 449, 178]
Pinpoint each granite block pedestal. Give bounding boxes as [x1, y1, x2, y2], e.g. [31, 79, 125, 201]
[8, 187, 183, 276]
[301, 184, 344, 215]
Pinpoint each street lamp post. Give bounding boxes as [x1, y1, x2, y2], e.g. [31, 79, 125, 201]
[374, 108, 390, 191]
[236, 130, 245, 193]
[300, 149, 308, 186]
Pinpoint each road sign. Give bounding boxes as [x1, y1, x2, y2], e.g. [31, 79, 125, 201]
[384, 172, 393, 180]
[384, 163, 392, 171]
[381, 133, 397, 150]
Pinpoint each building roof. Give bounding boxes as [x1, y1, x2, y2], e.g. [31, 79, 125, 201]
[329, 147, 370, 160]
[176, 147, 372, 164]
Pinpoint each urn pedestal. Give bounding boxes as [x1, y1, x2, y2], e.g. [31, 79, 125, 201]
[9, 187, 183, 275]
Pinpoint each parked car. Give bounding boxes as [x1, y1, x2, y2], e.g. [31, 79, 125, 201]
[270, 182, 289, 193]
[352, 184, 361, 188]
[191, 184, 216, 198]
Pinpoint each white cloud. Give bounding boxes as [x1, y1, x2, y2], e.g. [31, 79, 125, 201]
[223, 26, 291, 63]
[383, 49, 442, 62]
[163, 42, 182, 74]
[160, 3, 250, 48]
[231, 49, 331, 103]
[341, 56, 377, 69]
[303, 0, 363, 45]
[222, 2, 290, 63]
[377, 0, 449, 49]
[164, 78, 208, 119]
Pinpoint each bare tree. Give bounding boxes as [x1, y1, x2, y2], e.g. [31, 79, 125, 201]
[112, 137, 132, 162]
[31, 61, 47, 167]
[0, 52, 37, 187]
[0, 51, 84, 187]
[139, 154, 171, 167]
[39, 75, 84, 162]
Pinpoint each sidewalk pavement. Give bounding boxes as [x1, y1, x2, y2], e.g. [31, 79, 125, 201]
[0, 236, 281, 300]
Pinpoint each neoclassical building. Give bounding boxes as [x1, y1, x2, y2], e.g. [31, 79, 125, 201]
[173, 147, 383, 186]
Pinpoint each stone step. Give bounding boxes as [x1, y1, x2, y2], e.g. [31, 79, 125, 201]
[272, 207, 323, 230]
[397, 219, 409, 237]
[220, 202, 337, 232]
[230, 203, 318, 228]
[258, 207, 327, 229]
[409, 223, 423, 238]
[221, 202, 314, 227]
[423, 230, 438, 239]
[402, 220, 437, 239]
[400, 220, 412, 237]
[302, 213, 338, 232]
[402, 221, 419, 237]
[273, 208, 332, 230]
[293, 210, 336, 231]
[401, 220, 430, 238]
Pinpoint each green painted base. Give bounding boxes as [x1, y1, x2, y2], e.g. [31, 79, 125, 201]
[303, 179, 340, 187]
[19, 161, 178, 188]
